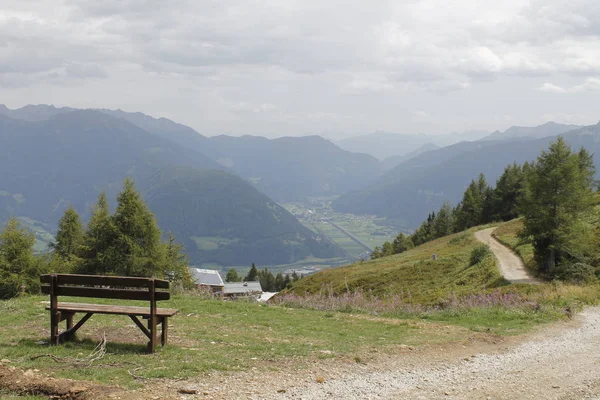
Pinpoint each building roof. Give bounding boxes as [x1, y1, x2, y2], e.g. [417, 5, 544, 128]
[223, 281, 262, 295]
[189, 268, 224, 286]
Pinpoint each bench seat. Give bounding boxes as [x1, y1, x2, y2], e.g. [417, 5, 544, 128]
[45, 302, 179, 317]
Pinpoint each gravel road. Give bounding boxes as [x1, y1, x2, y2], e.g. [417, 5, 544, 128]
[474, 227, 539, 284]
[252, 307, 600, 400]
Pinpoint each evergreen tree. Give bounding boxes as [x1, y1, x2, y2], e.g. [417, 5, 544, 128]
[392, 233, 414, 254]
[225, 268, 242, 282]
[492, 163, 525, 221]
[79, 192, 116, 275]
[274, 272, 284, 291]
[245, 262, 259, 281]
[51, 206, 83, 266]
[291, 271, 299, 281]
[0, 218, 42, 298]
[259, 268, 275, 291]
[433, 202, 454, 238]
[370, 246, 382, 259]
[163, 232, 193, 288]
[521, 137, 596, 274]
[283, 273, 292, 288]
[381, 241, 394, 257]
[111, 178, 164, 277]
[455, 174, 489, 230]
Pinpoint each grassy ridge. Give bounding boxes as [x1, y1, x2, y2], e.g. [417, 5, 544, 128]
[286, 226, 507, 304]
[492, 219, 535, 268]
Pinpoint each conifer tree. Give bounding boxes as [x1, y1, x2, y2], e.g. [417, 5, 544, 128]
[521, 137, 596, 274]
[274, 272, 284, 291]
[245, 262, 259, 281]
[51, 206, 83, 261]
[163, 232, 193, 287]
[112, 178, 164, 277]
[392, 232, 414, 254]
[0, 218, 41, 298]
[79, 192, 116, 275]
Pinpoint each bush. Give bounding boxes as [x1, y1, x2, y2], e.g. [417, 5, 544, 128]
[470, 245, 491, 266]
[556, 263, 596, 284]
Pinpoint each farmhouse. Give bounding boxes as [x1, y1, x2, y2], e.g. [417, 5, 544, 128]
[189, 268, 224, 293]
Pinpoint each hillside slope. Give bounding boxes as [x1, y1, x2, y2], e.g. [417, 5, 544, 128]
[0, 111, 344, 266]
[287, 227, 506, 304]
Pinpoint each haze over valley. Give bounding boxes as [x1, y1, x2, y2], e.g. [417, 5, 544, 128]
[1, 103, 598, 273]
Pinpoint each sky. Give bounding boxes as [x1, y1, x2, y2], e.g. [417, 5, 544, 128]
[1, 0, 600, 138]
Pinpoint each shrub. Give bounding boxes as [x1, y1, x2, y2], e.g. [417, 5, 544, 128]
[470, 244, 491, 266]
[556, 263, 596, 284]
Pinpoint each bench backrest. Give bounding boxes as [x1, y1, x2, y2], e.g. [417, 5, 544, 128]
[40, 274, 171, 301]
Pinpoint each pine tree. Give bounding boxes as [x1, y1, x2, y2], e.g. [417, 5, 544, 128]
[51, 206, 83, 261]
[79, 192, 116, 275]
[370, 246, 382, 259]
[163, 232, 193, 288]
[492, 163, 525, 221]
[392, 233, 414, 254]
[112, 178, 164, 277]
[521, 137, 596, 274]
[433, 202, 454, 238]
[381, 241, 394, 257]
[274, 272, 284, 291]
[225, 268, 242, 282]
[245, 263, 259, 281]
[0, 218, 41, 298]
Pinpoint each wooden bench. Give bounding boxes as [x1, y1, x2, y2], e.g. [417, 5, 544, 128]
[40, 274, 179, 353]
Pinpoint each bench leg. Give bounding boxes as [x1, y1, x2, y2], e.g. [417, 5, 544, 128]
[147, 317, 157, 353]
[50, 311, 60, 345]
[161, 318, 168, 346]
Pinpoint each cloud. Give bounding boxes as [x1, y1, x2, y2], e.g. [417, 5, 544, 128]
[539, 83, 569, 93]
[1, 0, 600, 135]
[539, 78, 600, 93]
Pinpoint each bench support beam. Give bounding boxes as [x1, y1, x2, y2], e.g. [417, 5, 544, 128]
[58, 312, 93, 343]
[129, 315, 151, 339]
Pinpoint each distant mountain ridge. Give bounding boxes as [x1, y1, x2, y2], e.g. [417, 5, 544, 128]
[0, 107, 345, 266]
[336, 130, 490, 160]
[482, 121, 582, 141]
[333, 122, 600, 229]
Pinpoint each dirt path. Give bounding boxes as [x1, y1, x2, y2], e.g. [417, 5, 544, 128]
[474, 227, 539, 284]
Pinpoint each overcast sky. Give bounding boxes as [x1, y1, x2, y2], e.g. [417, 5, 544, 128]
[2, 0, 599, 138]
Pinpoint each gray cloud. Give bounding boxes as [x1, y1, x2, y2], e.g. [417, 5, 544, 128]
[1, 0, 599, 136]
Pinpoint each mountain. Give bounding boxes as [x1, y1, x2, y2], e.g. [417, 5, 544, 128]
[482, 121, 581, 141]
[97, 108, 210, 150]
[336, 131, 489, 160]
[0, 109, 344, 266]
[333, 123, 600, 229]
[91, 108, 383, 202]
[144, 167, 344, 265]
[200, 135, 382, 202]
[381, 142, 440, 170]
[0, 104, 75, 121]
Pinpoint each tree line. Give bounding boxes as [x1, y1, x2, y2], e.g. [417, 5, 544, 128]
[0, 178, 193, 299]
[225, 263, 302, 292]
[371, 137, 598, 281]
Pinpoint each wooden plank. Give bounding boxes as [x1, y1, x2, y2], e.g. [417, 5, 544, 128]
[40, 274, 169, 289]
[41, 286, 170, 301]
[45, 302, 179, 317]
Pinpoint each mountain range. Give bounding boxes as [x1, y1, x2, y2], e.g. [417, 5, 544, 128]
[333, 122, 600, 229]
[0, 106, 348, 266]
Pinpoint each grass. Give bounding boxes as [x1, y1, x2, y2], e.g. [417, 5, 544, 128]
[3, 220, 600, 391]
[492, 219, 535, 268]
[0, 294, 462, 388]
[286, 227, 508, 303]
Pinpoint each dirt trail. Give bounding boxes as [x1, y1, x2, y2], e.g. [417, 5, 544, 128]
[474, 227, 539, 284]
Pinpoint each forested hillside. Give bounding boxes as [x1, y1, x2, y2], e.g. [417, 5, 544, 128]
[333, 123, 600, 229]
[0, 110, 344, 266]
